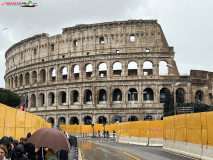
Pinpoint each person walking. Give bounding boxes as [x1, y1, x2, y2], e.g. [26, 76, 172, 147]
[15, 144, 28, 160]
[98, 130, 101, 142]
[35, 147, 46, 160]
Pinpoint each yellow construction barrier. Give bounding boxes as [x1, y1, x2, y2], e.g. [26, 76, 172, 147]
[0, 103, 51, 140]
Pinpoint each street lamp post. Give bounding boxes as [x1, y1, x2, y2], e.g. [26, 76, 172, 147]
[128, 91, 132, 122]
[167, 64, 176, 115]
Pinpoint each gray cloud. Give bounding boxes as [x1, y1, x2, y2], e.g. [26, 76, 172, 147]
[0, 0, 213, 88]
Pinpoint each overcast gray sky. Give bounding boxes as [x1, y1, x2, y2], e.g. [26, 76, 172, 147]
[0, 0, 213, 88]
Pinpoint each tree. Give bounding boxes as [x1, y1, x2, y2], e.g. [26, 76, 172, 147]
[181, 102, 213, 113]
[176, 90, 184, 107]
[163, 89, 174, 116]
[0, 88, 21, 107]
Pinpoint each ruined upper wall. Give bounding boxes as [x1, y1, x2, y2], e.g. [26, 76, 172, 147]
[5, 19, 174, 73]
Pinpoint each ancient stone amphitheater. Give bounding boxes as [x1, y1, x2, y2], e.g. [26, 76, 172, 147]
[4, 20, 213, 126]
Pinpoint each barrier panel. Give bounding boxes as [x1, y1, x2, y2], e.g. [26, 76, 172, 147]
[0, 103, 51, 140]
[163, 111, 213, 160]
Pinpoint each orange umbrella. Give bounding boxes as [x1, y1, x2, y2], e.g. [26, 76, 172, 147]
[27, 127, 71, 153]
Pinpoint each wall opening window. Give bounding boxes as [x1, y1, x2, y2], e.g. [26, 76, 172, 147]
[146, 49, 150, 52]
[74, 40, 78, 46]
[130, 35, 135, 42]
[51, 44, 54, 50]
[116, 50, 119, 53]
[100, 37, 104, 44]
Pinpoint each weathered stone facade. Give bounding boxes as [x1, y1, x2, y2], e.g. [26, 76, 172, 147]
[4, 20, 213, 126]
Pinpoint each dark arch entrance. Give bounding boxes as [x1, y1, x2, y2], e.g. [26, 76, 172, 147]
[112, 116, 122, 123]
[144, 115, 153, 121]
[128, 116, 138, 122]
[70, 117, 79, 125]
[58, 117, 66, 125]
[98, 116, 107, 124]
[47, 117, 54, 127]
[84, 116, 92, 125]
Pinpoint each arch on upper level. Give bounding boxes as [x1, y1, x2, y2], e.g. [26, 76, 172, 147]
[113, 62, 122, 76]
[143, 61, 153, 76]
[98, 62, 107, 77]
[159, 60, 169, 75]
[128, 61, 138, 76]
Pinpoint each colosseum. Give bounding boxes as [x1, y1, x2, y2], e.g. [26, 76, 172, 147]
[4, 19, 213, 126]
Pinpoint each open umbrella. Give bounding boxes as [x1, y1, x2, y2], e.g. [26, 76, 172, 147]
[27, 127, 71, 153]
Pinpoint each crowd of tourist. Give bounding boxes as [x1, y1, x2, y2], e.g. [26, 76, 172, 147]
[0, 131, 71, 160]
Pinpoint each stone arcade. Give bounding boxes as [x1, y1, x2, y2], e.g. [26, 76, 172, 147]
[4, 20, 213, 126]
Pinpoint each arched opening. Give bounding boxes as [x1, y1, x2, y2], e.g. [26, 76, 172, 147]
[159, 61, 168, 75]
[32, 71, 37, 84]
[31, 94, 36, 108]
[209, 93, 213, 105]
[73, 90, 79, 105]
[84, 116, 92, 125]
[99, 63, 107, 77]
[144, 115, 153, 121]
[98, 89, 107, 104]
[176, 88, 185, 104]
[48, 92, 55, 106]
[113, 62, 122, 76]
[112, 116, 122, 123]
[195, 90, 204, 103]
[50, 68, 56, 82]
[128, 116, 138, 122]
[143, 88, 154, 103]
[38, 93, 45, 107]
[40, 69, 46, 83]
[59, 91, 66, 105]
[58, 117, 66, 125]
[25, 72, 30, 85]
[113, 88, 122, 103]
[19, 74, 23, 87]
[128, 88, 138, 103]
[70, 117, 79, 125]
[98, 116, 107, 124]
[128, 61, 138, 76]
[61, 66, 68, 80]
[15, 76, 18, 88]
[160, 88, 169, 103]
[47, 117, 54, 126]
[85, 64, 93, 78]
[73, 65, 80, 79]
[143, 61, 153, 76]
[85, 90, 92, 104]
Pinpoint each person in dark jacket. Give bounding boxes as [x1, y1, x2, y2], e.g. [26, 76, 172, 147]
[59, 150, 68, 160]
[15, 144, 28, 160]
[23, 138, 36, 160]
[0, 136, 17, 160]
[35, 147, 46, 160]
